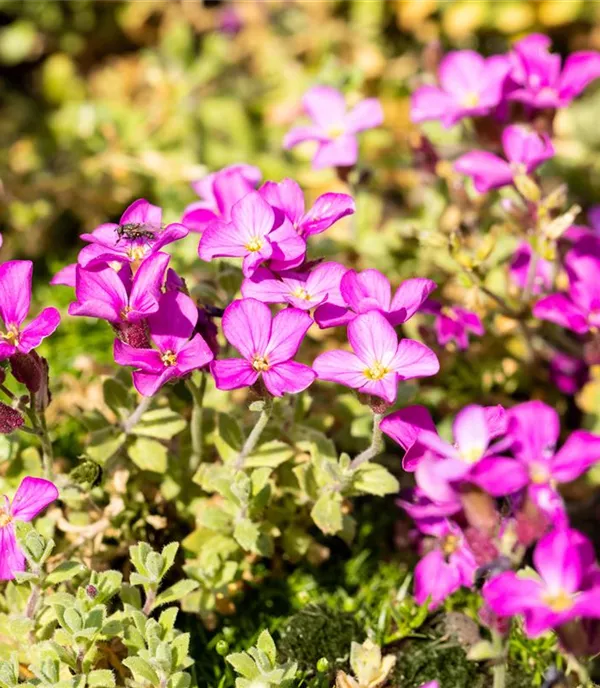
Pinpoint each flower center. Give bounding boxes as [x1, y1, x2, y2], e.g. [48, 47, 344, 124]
[128, 246, 147, 261]
[292, 287, 312, 301]
[510, 162, 527, 177]
[120, 306, 132, 321]
[542, 589, 574, 613]
[245, 237, 264, 253]
[364, 362, 389, 381]
[458, 445, 484, 464]
[327, 125, 345, 139]
[161, 350, 178, 367]
[442, 534, 460, 556]
[461, 91, 480, 108]
[252, 355, 269, 372]
[2, 325, 20, 345]
[529, 462, 551, 484]
[440, 306, 457, 321]
[0, 509, 12, 528]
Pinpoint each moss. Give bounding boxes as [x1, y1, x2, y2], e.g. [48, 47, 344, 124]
[277, 603, 362, 676]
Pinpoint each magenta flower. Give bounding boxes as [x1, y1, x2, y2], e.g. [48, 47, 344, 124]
[454, 125, 554, 193]
[509, 243, 553, 295]
[508, 34, 600, 110]
[398, 487, 462, 522]
[0, 477, 58, 580]
[283, 86, 383, 170]
[483, 528, 600, 637]
[78, 199, 188, 269]
[314, 268, 436, 329]
[0, 261, 60, 360]
[534, 247, 600, 334]
[114, 290, 214, 397]
[68, 252, 170, 324]
[181, 164, 261, 233]
[414, 518, 478, 609]
[50, 263, 77, 288]
[506, 401, 600, 524]
[420, 683, 439, 688]
[259, 178, 355, 237]
[313, 310, 439, 404]
[380, 405, 437, 470]
[411, 51, 510, 128]
[549, 352, 588, 395]
[210, 298, 315, 396]
[421, 299, 484, 350]
[199, 191, 306, 277]
[242, 262, 347, 311]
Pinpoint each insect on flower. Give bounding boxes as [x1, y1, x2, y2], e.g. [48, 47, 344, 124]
[114, 221, 166, 244]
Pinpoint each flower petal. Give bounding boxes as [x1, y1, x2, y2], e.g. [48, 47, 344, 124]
[175, 334, 214, 374]
[210, 358, 259, 391]
[344, 98, 383, 133]
[114, 340, 163, 373]
[312, 349, 366, 389]
[299, 193, 355, 236]
[454, 151, 513, 192]
[264, 308, 312, 364]
[341, 268, 391, 313]
[302, 85, 347, 128]
[18, 308, 61, 352]
[129, 252, 170, 318]
[221, 298, 272, 360]
[262, 361, 316, 396]
[11, 477, 58, 521]
[312, 136, 358, 170]
[0, 524, 25, 581]
[0, 261, 32, 328]
[390, 339, 439, 380]
[389, 278, 437, 325]
[348, 310, 397, 366]
[533, 293, 588, 333]
[533, 528, 583, 594]
[507, 400, 560, 464]
[147, 291, 197, 353]
[452, 405, 489, 458]
[551, 430, 600, 483]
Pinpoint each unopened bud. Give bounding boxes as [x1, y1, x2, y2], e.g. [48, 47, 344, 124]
[86, 584, 98, 599]
[10, 351, 43, 393]
[317, 657, 330, 673]
[0, 402, 24, 434]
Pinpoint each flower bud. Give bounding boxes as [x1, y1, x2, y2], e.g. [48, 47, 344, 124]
[10, 351, 51, 410]
[86, 584, 98, 599]
[216, 640, 229, 656]
[0, 402, 24, 434]
[316, 657, 330, 673]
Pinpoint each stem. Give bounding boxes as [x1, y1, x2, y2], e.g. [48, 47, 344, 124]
[235, 398, 273, 470]
[491, 631, 506, 688]
[521, 251, 539, 305]
[38, 411, 54, 481]
[142, 587, 157, 615]
[0, 384, 15, 400]
[350, 412, 384, 470]
[122, 396, 152, 434]
[186, 374, 207, 471]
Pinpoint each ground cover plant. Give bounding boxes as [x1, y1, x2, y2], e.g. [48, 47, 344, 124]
[3, 1, 600, 687]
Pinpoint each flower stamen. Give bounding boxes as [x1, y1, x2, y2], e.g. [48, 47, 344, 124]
[364, 362, 389, 381]
[161, 350, 178, 367]
[252, 355, 269, 372]
[245, 237, 264, 253]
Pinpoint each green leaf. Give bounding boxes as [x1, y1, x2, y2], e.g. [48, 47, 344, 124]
[102, 378, 131, 419]
[87, 669, 116, 688]
[131, 409, 186, 439]
[128, 437, 168, 474]
[311, 492, 343, 535]
[87, 429, 125, 465]
[168, 673, 191, 688]
[245, 440, 294, 468]
[233, 519, 260, 552]
[256, 630, 276, 667]
[152, 580, 199, 611]
[352, 463, 399, 496]
[122, 657, 160, 685]
[45, 561, 86, 585]
[161, 542, 179, 573]
[214, 413, 244, 462]
[226, 652, 259, 680]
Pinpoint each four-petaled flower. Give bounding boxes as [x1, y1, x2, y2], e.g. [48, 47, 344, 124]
[313, 310, 439, 404]
[421, 299, 484, 350]
[211, 298, 316, 396]
[284, 86, 383, 170]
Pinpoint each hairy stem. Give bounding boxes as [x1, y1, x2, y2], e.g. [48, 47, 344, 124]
[186, 374, 207, 471]
[350, 412, 384, 470]
[123, 395, 152, 434]
[491, 631, 506, 688]
[235, 397, 273, 470]
[142, 587, 157, 616]
[38, 411, 54, 481]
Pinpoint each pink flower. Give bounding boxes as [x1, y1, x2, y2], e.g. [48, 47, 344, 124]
[68, 252, 170, 324]
[483, 528, 600, 637]
[312, 310, 439, 404]
[509, 243, 553, 295]
[421, 299, 484, 350]
[414, 518, 478, 609]
[114, 291, 214, 397]
[411, 51, 511, 128]
[314, 268, 436, 329]
[242, 262, 348, 311]
[549, 352, 588, 395]
[508, 34, 600, 110]
[199, 191, 306, 277]
[397, 487, 462, 521]
[182, 164, 261, 233]
[210, 298, 316, 396]
[259, 178, 355, 237]
[506, 401, 600, 525]
[454, 125, 554, 193]
[0, 477, 58, 580]
[78, 199, 188, 269]
[0, 261, 60, 360]
[283, 86, 383, 170]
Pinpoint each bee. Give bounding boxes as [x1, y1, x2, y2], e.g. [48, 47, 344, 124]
[115, 222, 164, 244]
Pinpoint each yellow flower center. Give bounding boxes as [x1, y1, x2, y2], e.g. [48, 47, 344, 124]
[128, 246, 147, 261]
[364, 362, 389, 381]
[252, 355, 269, 372]
[161, 350, 178, 367]
[292, 287, 312, 301]
[2, 325, 20, 345]
[530, 463, 551, 484]
[120, 306, 132, 321]
[245, 237, 264, 252]
[327, 125, 345, 139]
[461, 92, 480, 108]
[0, 510, 12, 528]
[542, 589, 574, 613]
[440, 306, 457, 320]
[442, 534, 460, 556]
[458, 445, 484, 464]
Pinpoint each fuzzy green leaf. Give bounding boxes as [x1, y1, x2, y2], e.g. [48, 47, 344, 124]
[256, 630, 276, 667]
[245, 440, 294, 468]
[226, 652, 259, 680]
[352, 463, 400, 496]
[131, 409, 186, 439]
[87, 669, 116, 688]
[122, 657, 160, 685]
[45, 560, 86, 585]
[311, 492, 343, 535]
[128, 437, 168, 474]
[152, 580, 199, 611]
[214, 413, 244, 462]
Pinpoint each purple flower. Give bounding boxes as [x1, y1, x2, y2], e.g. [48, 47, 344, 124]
[421, 299, 484, 350]
[199, 191, 306, 277]
[0, 261, 61, 360]
[181, 164, 261, 233]
[534, 247, 600, 334]
[210, 298, 315, 396]
[314, 268, 436, 329]
[549, 352, 588, 395]
[509, 243, 553, 295]
[79, 199, 188, 269]
[283, 86, 383, 170]
[411, 51, 511, 128]
[313, 310, 439, 404]
[455, 125, 554, 193]
[50, 263, 77, 288]
[506, 401, 600, 525]
[413, 518, 478, 609]
[242, 262, 348, 311]
[420, 683, 439, 688]
[0, 477, 58, 580]
[114, 290, 214, 397]
[508, 34, 600, 110]
[259, 178, 355, 237]
[68, 252, 170, 324]
[483, 528, 600, 637]
[380, 405, 438, 470]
